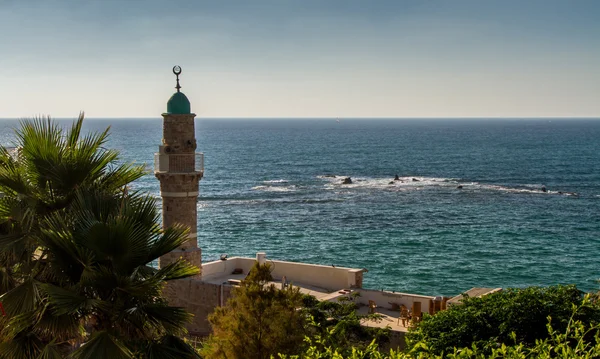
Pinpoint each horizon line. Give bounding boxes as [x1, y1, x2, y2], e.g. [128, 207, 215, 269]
[1, 116, 600, 120]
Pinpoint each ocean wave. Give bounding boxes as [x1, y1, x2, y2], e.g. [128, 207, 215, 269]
[251, 185, 297, 192]
[473, 184, 578, 196]
[317, 174, 578, 196]
[263, 179, 289, 184]
[319, 174, 459, 190]
[210, 197, 345, 206]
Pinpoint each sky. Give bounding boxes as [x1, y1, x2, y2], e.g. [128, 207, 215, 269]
[1, 0, 599, 118]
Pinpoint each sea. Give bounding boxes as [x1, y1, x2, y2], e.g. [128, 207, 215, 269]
[1, 118, 599, 296]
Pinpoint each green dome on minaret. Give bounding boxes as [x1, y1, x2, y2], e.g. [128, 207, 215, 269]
[167, 92, 191, 114]
[166, 65, 191, 114]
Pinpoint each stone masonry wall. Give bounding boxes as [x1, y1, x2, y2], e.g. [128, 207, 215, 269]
[162, 197, 198, 238]
[159, 248, 202, 270]
[354, 271, 364, 288]
[163, 279, 222, 335]
[157, 174, 200, 193]
[162, 114, 197, 153]
[158, 112, 208, 334]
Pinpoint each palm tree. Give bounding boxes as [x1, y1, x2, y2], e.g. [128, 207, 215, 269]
[0, 113, 146, 295]
[0, 191, 199, 359]
[1, 190, 200, 358]
[0, 115, 200, 358]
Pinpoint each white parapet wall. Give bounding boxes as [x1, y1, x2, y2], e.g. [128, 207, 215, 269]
[200, 253, 364, 292]
[200, 257, 256, 281]
[267, 259, 363, 291]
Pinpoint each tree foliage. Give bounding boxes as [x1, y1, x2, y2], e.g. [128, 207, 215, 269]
[302, 293, 390, 355]
[201, 263, 306, 359]
[405, 285, 600, 356]
[281, 296, 600, 358]
[0, 114, 146, 296]
[0, 115, 200, 358]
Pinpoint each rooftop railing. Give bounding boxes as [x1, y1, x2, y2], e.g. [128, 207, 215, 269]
[154, 152, 204, 174]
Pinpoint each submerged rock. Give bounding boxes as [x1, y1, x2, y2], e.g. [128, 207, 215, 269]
[342, 177, 353, 184]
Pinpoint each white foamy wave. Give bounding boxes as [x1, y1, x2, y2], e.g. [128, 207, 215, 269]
[319, 175, 459, 190]
[318, 174, 578, 196]
[458, 183, 578, 196]
[251, 185, 297, 192]
[478, 184, 546, 194]
[263, 179, 289, 184]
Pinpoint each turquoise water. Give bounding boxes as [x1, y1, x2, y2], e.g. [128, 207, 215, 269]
[1, 118, 599, 296]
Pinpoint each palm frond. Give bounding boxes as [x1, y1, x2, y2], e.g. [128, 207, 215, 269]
[34, 305, 84, 343]
[66, 113, 85, 149]
[147, 225, 191, 262]
[0, 331, 43, 359]
[126, 304, 193, 335]
[0, 278, 41, 316]
[2, 309, 38, 339]
[38, 219, 88, 283]
[68, 331, 134, 359]
[154, 259, 200, 281]
[0, 232, 26, 251]
[0, 265, 18, 294]
[0, 163, 31, 197]
[96, 163, 146, 193]
[120, 192, 161, 233]
[40, 283, 109, 316]
[35, 340, 65, 359]
[76, 264, 120, 294]
[140, 335, 201, 359]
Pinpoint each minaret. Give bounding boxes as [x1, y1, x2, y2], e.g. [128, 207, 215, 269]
[155, 66, 203, 274]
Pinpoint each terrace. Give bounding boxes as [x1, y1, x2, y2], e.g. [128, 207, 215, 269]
[199, 253, 449, 333]
[200, 253, 365, 301]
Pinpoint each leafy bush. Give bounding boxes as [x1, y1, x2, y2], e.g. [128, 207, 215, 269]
[279, 296, 600, 358]
[302, 293, 390, 355]
[405, 285, 600, 355]
[201, 263, 307, 359]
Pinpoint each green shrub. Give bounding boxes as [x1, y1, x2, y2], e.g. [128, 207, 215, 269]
[302, 293, 390, 355]
[279, 298, 600, 358]
[405, 285, 600, 356]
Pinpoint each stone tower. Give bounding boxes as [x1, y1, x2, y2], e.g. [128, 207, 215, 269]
[155, 66, 203, 274]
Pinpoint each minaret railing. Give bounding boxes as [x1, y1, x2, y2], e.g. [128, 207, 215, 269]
[154, 152, 204, 173]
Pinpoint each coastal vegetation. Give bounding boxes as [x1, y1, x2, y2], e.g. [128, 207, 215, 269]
[207, 277, 600, 358]
[0, 115, 200, 358]
[280, 294, 600, 358]
[406, 285, 600, 355]
[202, 263, 389, 359]
[201, 263, 306, 359]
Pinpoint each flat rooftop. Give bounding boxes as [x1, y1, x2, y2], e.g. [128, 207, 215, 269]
[199, 253, 459, 334]
[358, 306, 412, 333]
[200, 254, 365, 295]
[201, 272, 336, 300]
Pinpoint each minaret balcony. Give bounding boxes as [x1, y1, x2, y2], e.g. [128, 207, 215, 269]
[154, 152, 204, 174]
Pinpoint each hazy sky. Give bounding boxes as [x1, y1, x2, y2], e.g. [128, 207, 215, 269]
[1, 0, 599, 118]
